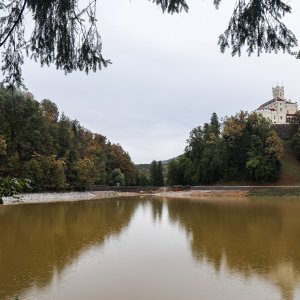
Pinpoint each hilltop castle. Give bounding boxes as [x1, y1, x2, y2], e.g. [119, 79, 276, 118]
[256, 86, 299, 124]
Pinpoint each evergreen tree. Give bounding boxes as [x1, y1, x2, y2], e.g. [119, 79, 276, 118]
[210, 112, 220, 136]
[150, 160, 164, 186]
[157, 161, 164, 186]
[150, 160, 158, 186]
[167, 156, 193, 186]
[167, 160, 180, 186]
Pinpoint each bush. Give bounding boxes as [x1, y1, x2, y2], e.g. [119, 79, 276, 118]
[0, 177, 31, 204]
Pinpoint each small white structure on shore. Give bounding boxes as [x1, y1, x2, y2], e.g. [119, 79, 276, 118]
[256, 86, 298, 124]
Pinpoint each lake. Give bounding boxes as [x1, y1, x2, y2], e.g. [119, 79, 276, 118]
[1, 196, 300, 300]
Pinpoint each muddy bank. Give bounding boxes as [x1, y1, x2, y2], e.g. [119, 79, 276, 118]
[155, 190, 249, 199]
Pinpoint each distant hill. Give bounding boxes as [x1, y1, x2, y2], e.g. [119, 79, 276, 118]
[136, 156, 177, 168]
[135, 157, 177, 179]
[135, 164, 151, 176]
[161, 157, 178, 165]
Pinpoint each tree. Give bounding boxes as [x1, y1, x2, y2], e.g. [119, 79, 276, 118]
[150, 160, 158, 186]
[108, 144, 135, 185]
[52, 159, 67, 190]
[0, 135, 7, 173]
[292, 129, 300, 160]
[150, 160, 164, 186]
[157, 161, 164, 186]
[223, 112, 283, 182]
[0, 136, 8, 196]
[109, 168, 125, 186]
[183, 111, 283, 184]
[218, 0, 297, 57]
[137, 172, 150, 186]
[167, 159, 181, 186]
[74, 157, 96, 188]
[210, 112, 220, 136]
[0, 177, 30, 204]
[184, 113, 223, 184]
[39, 99, 59, 123]
[0, 86, 136, 189]
[265, 130, 284, 161]
[0, 0, 298, 86]
[167, 155, 193, 186]
[23, 156, 43, 190]
[0, 135, 6, 156]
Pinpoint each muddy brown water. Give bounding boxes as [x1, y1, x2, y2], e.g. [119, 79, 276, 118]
[1, 196, 300, 300]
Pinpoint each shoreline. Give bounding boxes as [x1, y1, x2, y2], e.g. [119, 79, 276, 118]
[2, 189, 249, 205]
[155, 190, 248, 199]
[3, 187, 300, 205]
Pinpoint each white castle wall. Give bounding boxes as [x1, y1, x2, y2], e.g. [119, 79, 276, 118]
[255, 86, 298, 124]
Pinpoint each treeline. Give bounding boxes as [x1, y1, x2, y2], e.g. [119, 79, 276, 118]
[150, 160, 164, 186]
[135, 160, 165, 186]
[0, 85, 286, 191]
[167, 112, 284, 185]
[0, 86, 138, 190]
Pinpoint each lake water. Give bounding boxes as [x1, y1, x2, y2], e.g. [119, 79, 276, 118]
[1, 196, 300, 300]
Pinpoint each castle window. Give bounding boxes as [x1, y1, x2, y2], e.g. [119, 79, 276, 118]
[280, 108, 282, 112]
[280, 116, 283, 120]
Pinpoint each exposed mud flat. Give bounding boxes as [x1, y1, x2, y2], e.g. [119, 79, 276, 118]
[154, 190, 249, 199]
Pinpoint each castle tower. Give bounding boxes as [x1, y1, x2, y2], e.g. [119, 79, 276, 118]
[272, 85, 284, 99]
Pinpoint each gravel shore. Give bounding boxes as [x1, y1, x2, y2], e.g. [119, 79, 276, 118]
[2, 191, 133, 205]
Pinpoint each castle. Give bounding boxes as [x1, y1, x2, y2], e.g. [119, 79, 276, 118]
[256, 86, 299, 124]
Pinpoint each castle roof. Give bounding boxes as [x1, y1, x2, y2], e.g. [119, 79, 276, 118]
[258, 99, 275, 109]
[258, 98, 296, 110]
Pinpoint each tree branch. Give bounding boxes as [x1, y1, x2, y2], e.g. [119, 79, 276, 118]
[0, 0, 28, 48]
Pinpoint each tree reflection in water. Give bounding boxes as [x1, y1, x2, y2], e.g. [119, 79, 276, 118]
[167, 198, 300, 300]
[2, 197, 300, 300]
[0, 198, 138, 300]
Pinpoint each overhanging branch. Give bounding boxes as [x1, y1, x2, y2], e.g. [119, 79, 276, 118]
[0, 0, 28, 48]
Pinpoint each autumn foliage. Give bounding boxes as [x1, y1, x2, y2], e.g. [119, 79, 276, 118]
[0, 86, 136, 190]
[168, 112, 284, 184]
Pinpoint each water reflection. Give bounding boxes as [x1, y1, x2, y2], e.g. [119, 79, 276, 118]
[0, 198, 138, 300]
[150, 198, 164, 222]
[1, 197, 300, 300]
[167, 198, 300, 300]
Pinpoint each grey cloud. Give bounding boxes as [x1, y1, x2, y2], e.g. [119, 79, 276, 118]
[20, 0, 300, 163]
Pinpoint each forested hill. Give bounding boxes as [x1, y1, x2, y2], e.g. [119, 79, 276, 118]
[167, 112, 286, 185]
[0, 86, 136, 190]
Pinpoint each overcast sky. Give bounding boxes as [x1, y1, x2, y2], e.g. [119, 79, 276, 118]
[19, 0, 300, 164]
